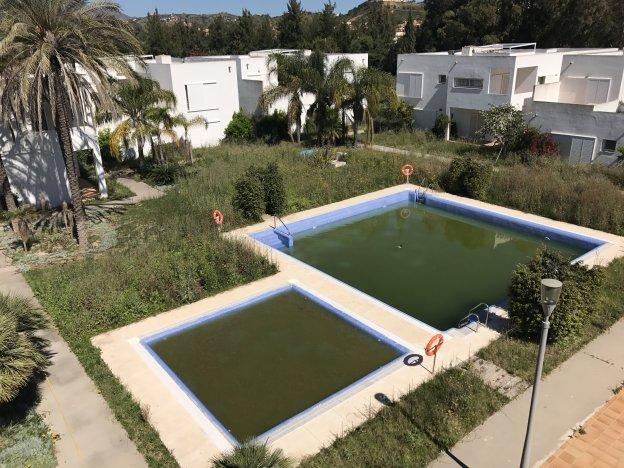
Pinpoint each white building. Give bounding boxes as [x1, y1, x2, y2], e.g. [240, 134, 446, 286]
[397, 43, 624, 164]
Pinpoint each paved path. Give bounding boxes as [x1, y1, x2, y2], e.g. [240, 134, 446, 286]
[0, 251, 147, 467]
[117, 177, 163, 203]
[429, 319, 624, 468]
[542, 389, 624, 467]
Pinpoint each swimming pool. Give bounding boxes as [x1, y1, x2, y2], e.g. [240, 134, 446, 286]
[141, 284, 408, 444]
[252, 189, 604, 331]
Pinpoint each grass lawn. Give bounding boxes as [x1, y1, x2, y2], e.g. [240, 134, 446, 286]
[479, 258, 624, 382]
[375, 129, 495, 159]
[21, 142, 624, 466]
[0, 410, 56, 468]
[301, 367, 507, 467]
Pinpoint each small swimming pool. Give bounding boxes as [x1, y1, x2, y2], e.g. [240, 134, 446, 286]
[142, 284, 408, 444]
[252, 190, 604, 331]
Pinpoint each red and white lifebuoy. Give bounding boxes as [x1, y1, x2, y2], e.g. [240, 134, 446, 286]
[212, 209, 224, 225]
[402, 164, 414, 177]
[425, 333, 444, 357]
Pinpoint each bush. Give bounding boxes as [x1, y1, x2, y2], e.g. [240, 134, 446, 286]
[259, 162, 286, 216]
[212, 442, 292, 468]
[516, 127, 559, 158]
[432, 113, 450, 139]
[508, 249, 604, 344]
[147, 162, 184, 186]
[0, 295, 49, 404]
[375, 100, 414, 133]
[254, 111, 290, 145]
[442, 157, 492, 200]
[224, 111, 254, 143]
[232, 167, 265, 221]
[97, 129, 117, 169]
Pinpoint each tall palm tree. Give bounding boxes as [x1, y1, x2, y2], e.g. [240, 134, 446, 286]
[173, 113, 208, 164]
[259, 52, 309, 144]
[342, 65, 397, 146]
[107, 77, 176, 164]
[0, 0, 141, 248]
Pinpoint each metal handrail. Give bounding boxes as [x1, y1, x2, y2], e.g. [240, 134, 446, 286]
[458, 313, 481, 332]
[457, 303, 492, 331]
[273, 215, 292, 237]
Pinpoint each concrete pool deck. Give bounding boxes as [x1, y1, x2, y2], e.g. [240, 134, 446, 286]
[92, 185, 624, 467]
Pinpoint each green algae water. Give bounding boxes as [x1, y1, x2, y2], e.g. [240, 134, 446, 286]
[149, 289, 402, 442]
[282, 202, 585, 330]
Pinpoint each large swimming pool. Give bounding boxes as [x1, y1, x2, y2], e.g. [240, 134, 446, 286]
[253, 190, 602, 331]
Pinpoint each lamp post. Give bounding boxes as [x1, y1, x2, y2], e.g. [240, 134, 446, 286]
[520, 278, 563, 468]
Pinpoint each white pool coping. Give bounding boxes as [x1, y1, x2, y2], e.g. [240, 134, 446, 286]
[92, 184, 624, 467]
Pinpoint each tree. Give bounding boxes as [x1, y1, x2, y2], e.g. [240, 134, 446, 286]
[278, 0, 304, 48]
[396, 12, 418, 54]
[259, 52, 310, 143]
[146, 106, 178, 164]
[478, 104, 527, 161]
[224, 111, 254, 143]
[0, 0, 141, 248]
[207, 16, 229, 55]
[174, 114, 208, 163]
[342, 64, 398, 145]
[108, 78, 176, 164]
[144, 9, 168, 55]
[256, 15, 277, 50]
[231, 9, 256, 55]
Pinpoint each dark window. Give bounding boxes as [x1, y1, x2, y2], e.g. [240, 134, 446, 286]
[438, 74, 447, 84]
[538, 76, 546, 85]
[602, 139, 617, 153]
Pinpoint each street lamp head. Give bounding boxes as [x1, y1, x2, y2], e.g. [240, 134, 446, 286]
[541, 278, 563, 318]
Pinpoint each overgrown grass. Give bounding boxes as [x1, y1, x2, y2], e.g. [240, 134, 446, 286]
[479, 258, 624, 382]
[375, 129, 494, 159]
[301, 367, 507, 467]
[0, 411, 56, 468]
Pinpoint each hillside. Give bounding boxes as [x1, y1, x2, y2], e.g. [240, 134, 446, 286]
[344, 1, 425, 27]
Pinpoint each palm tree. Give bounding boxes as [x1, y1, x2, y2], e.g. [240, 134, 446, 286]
[0, 0, 141, 248]
[259, 52, 309, 144]
[212, 442, 292, 468]
[173, 114, 208, 164]
[304, 52, 351, 146]
[107, 77, 176, 164]
[342, 65, 397, 146]
[146, 106, 178, 165]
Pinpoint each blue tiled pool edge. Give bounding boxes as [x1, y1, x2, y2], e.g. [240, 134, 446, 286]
[252, 189, 606, 254]
[140, 283, 410, 446]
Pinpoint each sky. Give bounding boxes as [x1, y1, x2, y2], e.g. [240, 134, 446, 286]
[116, 1, 364, 18]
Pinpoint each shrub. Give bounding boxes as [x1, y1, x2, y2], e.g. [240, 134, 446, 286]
[442, 157, 492, 200]
[432, 113, 450, 139]
[0, 295, 49, 404]
[508, 249, 604, 344]
[97, 129, 117, 169]
[254, 111, 289, 144]
[224, 111, 254, 143]
[212, 442, 292, 468]
[375, 100, 414, 132]
[232, 167, 265, 221]
[259, 162, 286, 216]
[516, 127, 559, 158]
[147, 162, 184, 186]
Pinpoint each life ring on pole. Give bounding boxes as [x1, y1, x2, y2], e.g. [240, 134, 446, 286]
[425, 333, 444, 356]
[212, 209, 224, 225]
[401, 164, 414, 177]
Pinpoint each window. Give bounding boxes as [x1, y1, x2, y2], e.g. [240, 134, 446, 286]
[453, 77, 483, 89]
[185, 82, 219, 112]
[438, 74, 447, 84]
[586, 78, 610, 104]
[396, 72, 423, 98]
[602, 139, 617, 153]
[538, 76, 546, 85]
[489, 70, 510, 95]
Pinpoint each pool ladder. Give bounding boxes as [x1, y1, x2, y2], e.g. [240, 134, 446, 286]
[457, 303, 491, 332]
[415, 179, 431, 204]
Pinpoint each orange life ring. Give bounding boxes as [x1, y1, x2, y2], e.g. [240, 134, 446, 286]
[425, 334, 444, 356]
[402, 164, 414, 177]
[212, 209, 224, 225]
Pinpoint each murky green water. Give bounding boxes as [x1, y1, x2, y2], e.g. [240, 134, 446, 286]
[282, 202, 585, 330]
[149, 290, 402, 442]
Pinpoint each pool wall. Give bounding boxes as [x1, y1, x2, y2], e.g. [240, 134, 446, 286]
[252, 189, 605, 258]
[139, 282, 411, 447]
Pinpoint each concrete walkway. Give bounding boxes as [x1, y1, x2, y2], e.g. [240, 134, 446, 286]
[0, 251, 147, 467]
[430, 320, 624, 468]
[117, 177, 163, 203]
